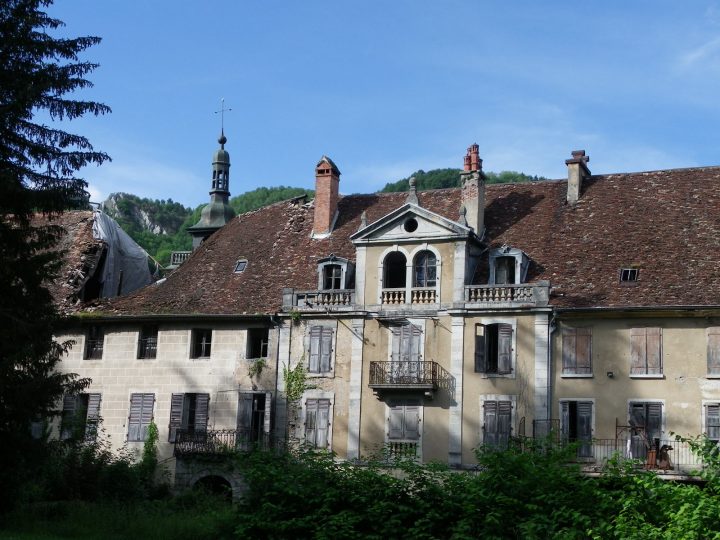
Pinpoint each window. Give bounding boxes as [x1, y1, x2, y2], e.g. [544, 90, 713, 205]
[494, 256, 516, 285]
[483, 400, 512, 448]
[620, 268, 639, 282]
[128, 393, 154, 442]
[390, 323, 423, 382]
[323, 264, 342, 290]
[308, 326, 333, 373]
[629, 402, 662, 458]
[305, 398, 331, 448]
[708, 328, 720, 376]
[413, 251, 437, 287]
[168, 393, 209, 442]
[561, 401, 593, 457]
[630, 327, 662, 375]
[137, 326, 158, 359]
[488, 247, 529, 285]
[383, 252, 407, 289]
[247, 328, 269, 359]
[475, 323, 513, 375]
[234, 259, 248, 273]
[61, 393, 101, 441]
[706, 404, 720, 443]
[388, 400, 421, 441]
[84, 326, 104, 359]
[191, 329, 212, 359]
[237, 392, 271, 449]
[562, 327, 592, 375]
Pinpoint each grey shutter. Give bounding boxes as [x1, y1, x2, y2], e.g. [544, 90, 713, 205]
[388, 403, 404, 440]
[85, 393, 101, 441]
[316, 399, 330, 449]
[630, 328, 646, 374]
[237, 393, 253, 431]
[497, 401, 512, 448]
[309, 327, 321, 372]
[61, 395, 77, 440]
[320, 328, 333, 372]
[497, 324, 513, 374]
[140, 393, 155, 441]
[576, 328, 592, 374]
[263, 392, 272, 434]
[475, 325, 486, 373]
[391, 326, 402, 364]
[128, 394, 143, 441]
[169, 393, 185, 442]
[404, 402, 420, 441]
[305, 399, 318, 446]
[562, 329, 577, 374]
[484, 401, 498, 447]
[577, 401, 593, 457]
[646, 328, 662, 375]
[646, 403, 662, 442]
[194, 394, 210, 432]
[409, 325, 422, 363]
[708, 329, 720, 375]
[707, 404, 720, 440]
[560, 401, 570, 441]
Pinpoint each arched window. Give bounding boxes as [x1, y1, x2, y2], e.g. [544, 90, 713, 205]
[413, 250, 437, 287]
[383, 252, 407, 288]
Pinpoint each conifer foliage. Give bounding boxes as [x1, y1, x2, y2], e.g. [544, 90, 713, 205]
[0, 0, 109, 508]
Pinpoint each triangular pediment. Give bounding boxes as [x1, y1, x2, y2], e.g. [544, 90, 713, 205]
[351, 203, 472, 244]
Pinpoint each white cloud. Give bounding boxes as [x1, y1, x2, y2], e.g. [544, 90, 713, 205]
[677, 36, 720, 68]
[86, 184, 104, 204]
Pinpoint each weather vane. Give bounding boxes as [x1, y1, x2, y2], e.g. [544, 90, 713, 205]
[214, 98, 232, 132]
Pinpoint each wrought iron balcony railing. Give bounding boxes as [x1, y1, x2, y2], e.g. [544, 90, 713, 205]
[173, 428, 272, 457]
[369, 361, 452, 393]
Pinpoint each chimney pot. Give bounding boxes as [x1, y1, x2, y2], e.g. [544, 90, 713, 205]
[565, 149, 591, 205]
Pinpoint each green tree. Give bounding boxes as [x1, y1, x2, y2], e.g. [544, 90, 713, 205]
[0, 0, 109, 509]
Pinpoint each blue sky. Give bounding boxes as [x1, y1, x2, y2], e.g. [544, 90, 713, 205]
[49, 1, 720, 208]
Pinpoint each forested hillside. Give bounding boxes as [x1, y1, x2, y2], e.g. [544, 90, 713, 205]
[107, 170, 546, 266]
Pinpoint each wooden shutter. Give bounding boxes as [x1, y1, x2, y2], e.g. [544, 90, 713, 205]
[320, 328, 333, 372]
[707, 404, 720, 440]
[194, 394, 210, 432]
[404, 402, 420, 441]
[169, 393, 185, 442]
[708, 329, 720, 375]
[316, 399, 330, 449]
[497, 401, 512, 448]
[497, 324, 513, 374]
[129, 393, 154, 442]
[61, 395, 78, 440]
[85, 393, 101, 441]
[576, 328, 592, 374]
[391, 326, 402, 364]
[408, 325, 422, 363]
[562, 329, 577, 374]
[646, 328, 662, 375]
[560, 401, 570, 440]
[308, 327, 322, 372]
[237, 392, 253, 431]
[388, 403, 404, 440]
[630, 328, 647, 374]
[577, 402, 592, 441]
[475, 325, 486, 373]
[646, 402, 662, 442]
[305, 399, 318, 446]
[263, 392, 272, 434]
[483, 401, 498, 447]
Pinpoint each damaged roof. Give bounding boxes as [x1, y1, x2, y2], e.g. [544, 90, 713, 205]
[103, 165, 720, 315]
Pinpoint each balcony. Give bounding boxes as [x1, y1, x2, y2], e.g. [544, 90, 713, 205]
[369, 361, 452, 395]
[381, 287, 437, 306]
[465, 281, 549, 308]
[282, 288, 355, 312]
[169, 251, 191, 268]
[173, 429, 273, 457]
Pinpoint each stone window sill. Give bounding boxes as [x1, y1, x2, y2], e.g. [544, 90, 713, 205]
[561, 373, 593, 378]
[629, 374, 665, 379]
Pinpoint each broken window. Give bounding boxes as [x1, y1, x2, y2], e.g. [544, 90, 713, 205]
[168, 393, 209, 442]
[483, 400, 512, 449]
[305, 398, 331, 449]
[308, 326, 333, 373]
[708, 328, 720, 376]
[323, 264, 342, 290]
[84, 326, 104, 360]
[475, 323, 513, 375]
[413, 251, 437, 287]
[61, 393, 101, 441]
[561, 401, 593, 457]
[247, 328, 269, 359]
[630, 327, 662, 375]
[562, 327, 592, 375]
[383, 251, 407, 289]
[128, 393, 155, 442]
[137, 325, 158, 359]
[191, 329, 212, 359]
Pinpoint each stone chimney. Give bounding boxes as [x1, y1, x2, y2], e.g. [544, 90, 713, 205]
[460, 143, 486, 237]
[565, 150, 590, 205]
[313, 155, 341, 237]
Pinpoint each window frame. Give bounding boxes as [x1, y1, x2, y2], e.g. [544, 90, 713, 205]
[168, 392, 210, 442]
[61, 393, 101, 442]
[488, 247, 529, 285]
[128, 393, 155, 442]
[707, 327, 720, 377]
[83, 326, 104, 360]
[559, 399, 594, 458]
[474, 319, 516, 378]
[412, 250, 437, 288]
[246, 328, 269, 360]
[627, 400, 664, 459]
[307, 324, 335, 376]
[561, 326, 592, 377]
[190, 328, 213, 359]
[137, 325, 158, 360]
[480, 394, 516, 449]
[317, 255, 354, 291]
[300, 390, 334, 450]
[630, 327, 663, 378]
[703, 401, 720, 443]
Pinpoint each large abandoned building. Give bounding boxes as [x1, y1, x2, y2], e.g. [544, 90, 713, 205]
[54, 134, 720, 490]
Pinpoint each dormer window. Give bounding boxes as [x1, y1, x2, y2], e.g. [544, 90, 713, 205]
[620, 268, 639, 282]
[317, 254, 355, 290]
[488, 246, 529, 285]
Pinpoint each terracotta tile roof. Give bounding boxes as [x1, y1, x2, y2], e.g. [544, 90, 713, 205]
[103, 165, 720, 315]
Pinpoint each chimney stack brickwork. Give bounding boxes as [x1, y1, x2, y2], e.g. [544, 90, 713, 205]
[313, 156, 341, 236]
[460, 143, 486, 237]
[565, 150, 591, 205]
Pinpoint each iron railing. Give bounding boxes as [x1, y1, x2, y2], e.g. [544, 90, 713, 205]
[173, 429, 272, 457]
[369, 361, 452, 391]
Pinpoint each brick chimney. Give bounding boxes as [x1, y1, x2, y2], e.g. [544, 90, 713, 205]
[460, 143, 486, 237]
[565, 150, 590, 205]
[313, 155, 341, 237]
